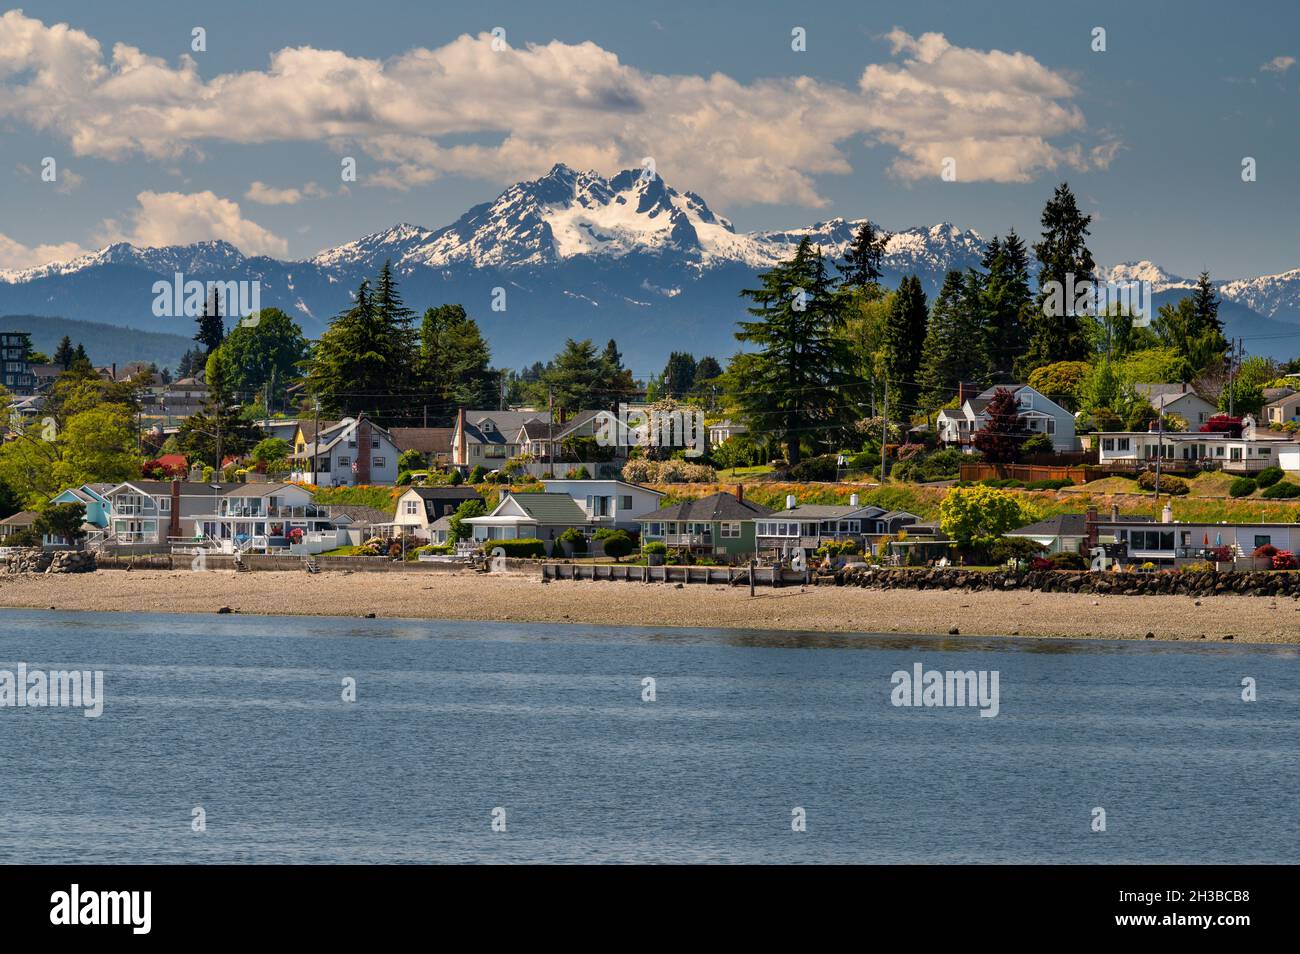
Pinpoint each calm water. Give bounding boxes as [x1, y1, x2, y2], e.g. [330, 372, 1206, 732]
[0, 609, 1297, 864]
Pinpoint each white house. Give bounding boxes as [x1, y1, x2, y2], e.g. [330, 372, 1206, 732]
[189, 483, 335, 551]
[1133, 383, 1217, 429]
[540, 479, 664, 532]
[463, 492, 589, 545]
[1095, 415, 1300, 474]
[755, 494, 919, 557]
[290, 416, 400, 486]
[391, 486, 484, 540]
[936, 384, 1079, 453]
[1264, 390, 1300, 428]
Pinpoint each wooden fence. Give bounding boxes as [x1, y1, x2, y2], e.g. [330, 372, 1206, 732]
[959, 462, 1096, 484]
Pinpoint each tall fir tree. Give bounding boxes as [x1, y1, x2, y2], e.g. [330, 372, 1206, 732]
[981, 229, 1034, 380]
[53, 336, 75, 370]
[596, 339, 636, 408]
[918, 270, 984, 409]
[662, 352, 698, 399]
[883, 274, 929, 410]
[543, 339, 605, 413]
[732, 238, 855, 465]
[418, 304, 497, 421]
[1021, 184, 1095, 377]
[838, 221, 891, 289]
[194, 287, 225, 357]
[1190, 271, 1224, 336]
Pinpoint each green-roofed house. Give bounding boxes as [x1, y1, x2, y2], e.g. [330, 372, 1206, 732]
[463, 491, 590, 546]
[633, 488, 774, 559]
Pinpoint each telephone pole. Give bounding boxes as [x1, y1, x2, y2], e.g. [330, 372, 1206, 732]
[880, 381, 888, 486]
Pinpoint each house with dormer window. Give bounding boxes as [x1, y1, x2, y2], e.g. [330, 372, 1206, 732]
[936, 384, 1079, 453]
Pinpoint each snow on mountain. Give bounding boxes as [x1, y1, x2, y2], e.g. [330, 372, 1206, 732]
[1098, 261, 1194, 290]
[1218, 269, 1300, 320]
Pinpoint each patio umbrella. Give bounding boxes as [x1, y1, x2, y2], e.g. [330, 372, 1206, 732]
[1203, 532, 1209, 546]
[1215, 532, 1222, 547]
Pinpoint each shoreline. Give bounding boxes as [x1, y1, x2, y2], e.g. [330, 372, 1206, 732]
[2, 570, 1298, 643]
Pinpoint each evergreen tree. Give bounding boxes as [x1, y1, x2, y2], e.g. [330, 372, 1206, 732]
[208, 308, 308, 412]
[662, 352, 697, 399]
[194, 287, 225, 356]
[918, 270, 982, 409]
[543, 339, 605, 412]
[838, 221, 890, 289]
[53, 336, 75, 370]
[732, 238, 855, 465]
[596, 340, 637, 408]
[883, 274, 929, 410]
[1191, 271, 1224, 336]
[418, 304, 497, 421]
[1021, 184, 1095, 376]
[981, 229, 1034, 380]
[72, 343, 89, 365]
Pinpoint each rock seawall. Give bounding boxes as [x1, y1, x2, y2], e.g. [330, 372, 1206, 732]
[3, 548, 97, 574]
[833, 566, 1300, 598]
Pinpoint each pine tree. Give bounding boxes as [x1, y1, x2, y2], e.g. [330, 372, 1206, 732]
[194, 287, 225, 356]
[662, 352, 697, 399]
[418, 304, 497, 421]
[1021, 184, 1095, 376]
[544, 339, 605, 413]
[733, 238, 855, 465]
[838, 220, 891, 289]
[306, 279, 406, 424]
[883, 275, 929, 410]
[981, 229, 1033, 380]
[53, 336, 74, 370]
[596, 340, 636, 408]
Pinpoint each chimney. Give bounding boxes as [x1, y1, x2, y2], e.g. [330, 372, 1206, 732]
[734, 484, 744, 503]
[170, 478, 182, 540]
[785, 494, 797, 510]
[456, 407, 467, 466]
[958, 381, 977, 406]
[1162, 503, 1174, 524]
[849, 493, 860, 507]
[1085, 505, 1099, 550]
[1110, 503, 1119, 522]
[111, 362, 117, 381]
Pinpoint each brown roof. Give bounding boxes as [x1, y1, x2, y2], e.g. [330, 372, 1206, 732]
[389, 427, 453, 455]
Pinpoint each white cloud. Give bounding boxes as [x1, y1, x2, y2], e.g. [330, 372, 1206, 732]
[0, 11, 1112, 205]
[99, 191, 288, 256]
[1261, 55, 1296, 73]
[0, 234, 89, 269]
[245, 180, 328, 205]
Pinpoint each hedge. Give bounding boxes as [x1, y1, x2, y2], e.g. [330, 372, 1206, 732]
[1260, 481, 1300, 499]
[1255, 466, 1284, 488]
[1229, 477, 1257, 498]
[480, 538, 548, 558]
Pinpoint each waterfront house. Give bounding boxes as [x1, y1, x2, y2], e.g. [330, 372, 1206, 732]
[0, 510, 37, 543]
[290, 416, 400, 486]
[541, 478, 664, 532]
[46, 483, 113, 546]
[1084, 505, 1300, 567]
[189, 483, 334, 551]
[463, 491, 590, 546]
[635, 488, 773, 559]
[755, 494, 919, 558]
[936, 384, 1079, 453]
[1005, 514, 1090, 555]
[391, 486, 484, 540]
[1094, 415, 1300, 474]
[102, 480, 216, 546]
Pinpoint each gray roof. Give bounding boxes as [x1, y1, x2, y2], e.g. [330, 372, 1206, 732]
[114, 480, 213, 496]
[462, 410, 551, 445]
[0, 510, 37, 527]
[430, 515, 454, 531]
[1007, 513, 1089, 538]
[764, 504, 886, 520]
[389, 427, 453, 454]
[407, 486, 482, 501]
[326, 505, 392, 526]
[507, 492, 588, 524]
[636, 492, 774, 522]
[1264, 390, 1300, 408]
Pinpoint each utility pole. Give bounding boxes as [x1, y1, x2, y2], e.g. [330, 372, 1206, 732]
[1154, 407, 1164, 514]
[880, 381, 888, 486]
[312, 398, 321, 485]
[1228, 338, 1240, 417]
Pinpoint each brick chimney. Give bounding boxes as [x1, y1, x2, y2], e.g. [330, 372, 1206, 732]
[1085, 505, 1099, 550]
[356, 417, 372, 484]
[170, 479, 182, 540]
[734, 484, 744, 503]
[958, 381, 977, 406]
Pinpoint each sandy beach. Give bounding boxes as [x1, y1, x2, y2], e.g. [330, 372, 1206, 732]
[2, 568, 1298, 643]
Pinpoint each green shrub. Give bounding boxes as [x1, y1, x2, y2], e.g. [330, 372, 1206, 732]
[1048, 551, 1087, 570]
[788, 455, 839, 481]
[480, 538, 547, 558]
[1137, 471, 1189, 495]
[986, 537, 1047, 564]
[1255, 466, 1284, 488]
[814, 539, 862, 558]
[415, 544, 453, 556]
[1025, 478, 1074, 490]
[1261, 481, 1300, 499]
[1229, 477, 1256, 498]
[468, 465, 488, 483]
[558, 527, 588, 552]
[1020, 432, 1054, 456]
[599, 530, 634, 561]
[642, 541, 668, 555]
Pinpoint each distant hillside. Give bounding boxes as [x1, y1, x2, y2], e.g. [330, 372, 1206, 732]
[0, 315, 194, 371]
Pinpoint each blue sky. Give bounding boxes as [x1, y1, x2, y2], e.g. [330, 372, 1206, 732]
[1, 0, 1297, 277]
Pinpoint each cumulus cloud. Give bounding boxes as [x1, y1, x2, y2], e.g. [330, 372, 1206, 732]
[245, 180, 328, 205]
[1261, 55, 1296, 73]
[0, 11, 1112, 205]
[0, 234, 89, 270]
[99, 191, 288, 256]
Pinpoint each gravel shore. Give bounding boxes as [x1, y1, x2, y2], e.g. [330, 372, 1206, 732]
[2, 569, 1298, 642]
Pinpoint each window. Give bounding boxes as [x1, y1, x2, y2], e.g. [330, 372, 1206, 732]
[620, 495, 633, 511]
[372, 438, 380, 448]
[373, 457, 386, 468]
[647, 522, 663, 537]
[404, 500, 419, 515]
[1044, 419, 1056, 435]
[1102, 438, 1114, 452]
[721, 522, 740, 538]
[338, 456, 350, 467]
[1255, 535, 1272, 549]
[159, 497, 171, 512]
[1118, 438, 1131, 451]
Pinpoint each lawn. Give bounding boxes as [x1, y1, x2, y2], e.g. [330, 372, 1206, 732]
[715, 465, 776, 480]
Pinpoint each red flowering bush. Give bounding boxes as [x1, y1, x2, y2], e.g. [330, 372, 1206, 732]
[1273, 550, 1298, 571]
[1253, 544, 1279, 558]
[1209, 546, 1233, 563]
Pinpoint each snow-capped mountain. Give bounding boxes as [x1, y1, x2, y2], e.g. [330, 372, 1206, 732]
[3, 163, 1299, 367]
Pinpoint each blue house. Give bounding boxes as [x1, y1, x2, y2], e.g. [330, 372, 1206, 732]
[46, 483, 113, 545]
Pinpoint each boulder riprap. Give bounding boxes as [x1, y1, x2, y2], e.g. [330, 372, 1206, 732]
[4, 548, 96, 574]
[832, 566, 1300, 599]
